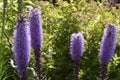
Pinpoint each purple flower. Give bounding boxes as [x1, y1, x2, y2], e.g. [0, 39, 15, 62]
[99, 24, 118, 64]
[70, 32, 84, 61]
[29, 8, 43, 50]
[29, 8, 43, 79]
[13, 16, 31, 79]
[70, 32, 84, 80]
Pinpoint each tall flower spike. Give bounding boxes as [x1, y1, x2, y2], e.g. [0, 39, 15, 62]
[70, 32, 84, 61]
[29, 8, 43, 80]
[29, 8, 43, 50]
[70, 32, 84, 80]
[99, 24, 118, 80]
[13, 15, 31, 80]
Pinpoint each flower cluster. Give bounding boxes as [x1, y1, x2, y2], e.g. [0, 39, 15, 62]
[29, 8, 43, 50]
[13, 17, 31, 78]
[99, 24, 118, 64]
[70, 32, 84, 61]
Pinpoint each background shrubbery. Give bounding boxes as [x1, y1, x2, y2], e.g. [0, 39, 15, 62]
[0, 0, 120, 80]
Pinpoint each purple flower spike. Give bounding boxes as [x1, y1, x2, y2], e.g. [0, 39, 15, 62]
[70, 32, 84, 80]
[99, 24, 118, 64]
[29, 8, 43, 79]
[70, 32, 84, 61]
[29, 8, 43, 50]
[13, 15, 31, 80]
[99, 24, 118, 80]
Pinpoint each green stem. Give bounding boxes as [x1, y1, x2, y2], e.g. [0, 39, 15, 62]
[18, 0, 23, 13]
[1, 0, 6, 43]
[0, 0, 6, 57]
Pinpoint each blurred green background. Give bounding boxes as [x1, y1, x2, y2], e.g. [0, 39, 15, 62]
[0, 0, 120, 80]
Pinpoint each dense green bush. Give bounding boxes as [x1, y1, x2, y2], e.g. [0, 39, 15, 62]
[0, 0, 120, 80]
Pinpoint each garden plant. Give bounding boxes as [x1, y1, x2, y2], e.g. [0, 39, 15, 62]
[0, 0, 120, 80]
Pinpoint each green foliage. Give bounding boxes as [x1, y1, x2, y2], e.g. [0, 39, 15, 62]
[41, 1, 120, 80]
[0, 0, 120, 80]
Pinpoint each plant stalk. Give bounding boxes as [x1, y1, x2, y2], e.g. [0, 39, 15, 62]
[20, 75, 28, 80]
[99, 63, 107, 80]
[34, 49, 42, 80]
[74, 59, 80, 80]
